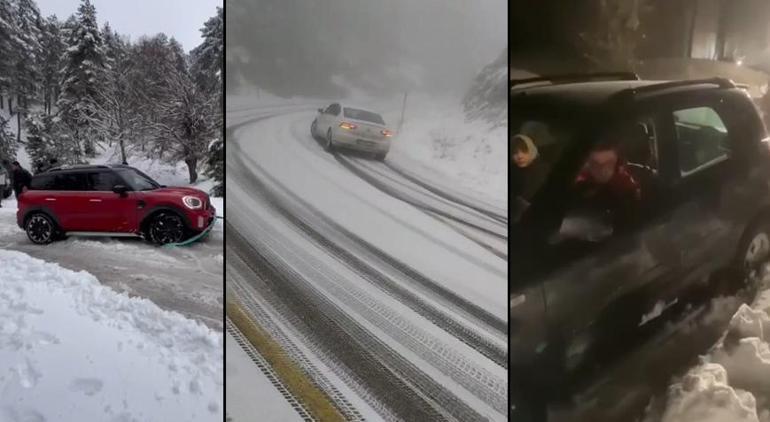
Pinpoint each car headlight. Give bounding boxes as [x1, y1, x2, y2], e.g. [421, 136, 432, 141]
[182, 196, 203, 209]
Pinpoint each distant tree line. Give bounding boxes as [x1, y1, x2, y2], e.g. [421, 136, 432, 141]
[0, 0, 222, 192]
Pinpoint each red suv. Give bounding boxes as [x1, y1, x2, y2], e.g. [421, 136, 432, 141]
[17, 164, 216, 245]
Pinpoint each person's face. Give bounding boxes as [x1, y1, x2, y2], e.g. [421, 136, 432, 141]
[586, 149, 618, 184]
[513, 148, 535, 168]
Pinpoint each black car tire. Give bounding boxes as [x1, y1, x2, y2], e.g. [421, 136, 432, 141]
[324, 128, 335, 152]
[147, 212, 188, 245]
[735, 219, 770, 287]
[25, 212, 57, 245]
[310, 120, 318, 139]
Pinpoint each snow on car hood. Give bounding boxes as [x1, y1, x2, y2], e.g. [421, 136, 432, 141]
[0, 250, 223, 421]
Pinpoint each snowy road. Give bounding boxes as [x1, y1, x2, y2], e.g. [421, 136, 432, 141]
[0, 198, 224, 330]
[226, 105, 507, 421]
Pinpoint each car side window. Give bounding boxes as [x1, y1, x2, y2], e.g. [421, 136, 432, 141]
[672, 106, 730, 176]
[323, 104, 334, 114]
[30, 174, 56, 190]
[87, 171, 120, 191]
[328, 103, 341, 116]
[53, 173, 88, 191]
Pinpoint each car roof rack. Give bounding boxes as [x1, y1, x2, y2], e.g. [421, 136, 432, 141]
[616, 77, 736, 99]
[511, 72, 640, 89]
[47, 164, 110, 172]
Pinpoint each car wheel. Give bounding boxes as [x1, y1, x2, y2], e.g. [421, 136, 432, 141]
[25, 213, 57, 245]
[740, 221, 770, 285]
[324, 128, 335, 152]
[374, 152, 387, 161]
[310, 120, 318, 139]
[147, 212, 187, 245]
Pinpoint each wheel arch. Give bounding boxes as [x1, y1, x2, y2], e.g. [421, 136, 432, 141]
[22, 207, 61, 229]
[140, 205, 192, 233]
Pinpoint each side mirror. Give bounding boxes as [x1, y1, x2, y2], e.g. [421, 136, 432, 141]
[112, 184, 129, 197]
[550, 208, 614, 244]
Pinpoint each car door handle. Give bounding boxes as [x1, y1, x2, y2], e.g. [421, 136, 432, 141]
[89, 199, 102, 203]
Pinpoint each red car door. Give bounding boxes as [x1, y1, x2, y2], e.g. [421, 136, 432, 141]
[51, 172, 92, 231]
[85, 171, 138, 233]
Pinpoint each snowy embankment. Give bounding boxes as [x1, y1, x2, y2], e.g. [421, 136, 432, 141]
[647, 282, 770, 422]
[0, 249, 223, 421]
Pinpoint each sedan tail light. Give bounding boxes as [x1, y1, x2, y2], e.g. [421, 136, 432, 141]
[339, 122, 357, 130]
[381, 129, 394, 137]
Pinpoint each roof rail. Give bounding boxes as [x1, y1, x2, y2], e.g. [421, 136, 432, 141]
[47, 164, 109, 172]
[511, 72, 640, 89]
[616, 77, 736, 99]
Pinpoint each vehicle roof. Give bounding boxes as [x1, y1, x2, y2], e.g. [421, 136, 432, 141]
[511, 79, 741, 109]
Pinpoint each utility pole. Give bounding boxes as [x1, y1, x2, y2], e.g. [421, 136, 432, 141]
[398, 92, 407, 133]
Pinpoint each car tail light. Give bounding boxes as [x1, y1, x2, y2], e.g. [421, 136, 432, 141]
[339, 122, 357, 130]
[381, 129, 394, 137]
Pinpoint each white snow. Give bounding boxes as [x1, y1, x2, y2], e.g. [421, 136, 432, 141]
[653, 283, 770, 422]
[0, 249, 223, 421]
[225, 332, 303, 422]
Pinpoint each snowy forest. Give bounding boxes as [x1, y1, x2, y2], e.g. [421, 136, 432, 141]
[0, 0, 223, 194]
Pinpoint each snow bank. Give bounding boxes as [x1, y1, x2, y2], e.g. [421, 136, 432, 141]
[653, 285, 770, 422]
[389, 102, 506, 200]
[0, 249, 223, 421]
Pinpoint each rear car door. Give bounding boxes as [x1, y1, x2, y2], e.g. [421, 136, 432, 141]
[84, 170, 137, 232]
[50, 172, 91, 231]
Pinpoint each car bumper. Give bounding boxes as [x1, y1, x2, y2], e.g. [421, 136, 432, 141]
[188, 206, 217, 233]
[333, 131, 390, 152]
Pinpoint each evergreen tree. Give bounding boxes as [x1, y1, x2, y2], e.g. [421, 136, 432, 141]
[40, 15, 65, 114]
[57, 0, 107, 159]
[0, 0, 19, 96]
[0, 114, 16, 164]
[205, 138, 223, 196]
[12, 0, 44, 141]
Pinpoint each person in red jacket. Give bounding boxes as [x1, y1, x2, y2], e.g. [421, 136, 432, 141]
[573, 140, 642, 233]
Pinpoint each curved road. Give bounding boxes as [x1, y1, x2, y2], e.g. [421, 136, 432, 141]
[226, 106, 508, 421]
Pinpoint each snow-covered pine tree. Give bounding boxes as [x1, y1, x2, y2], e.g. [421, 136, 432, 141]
[11, 0, 44, 142]
[156, 62, 217, 184]
[0, 0, 21, 99]
[57, 0, 107, 160]
[40, 15, 64, 115]
[0, 114, 16, 164]
[192, 7, 223, 196]
[26, 112, 75, 171]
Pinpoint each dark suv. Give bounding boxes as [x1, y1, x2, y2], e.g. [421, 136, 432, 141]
[511, 74, 770, 420]
[17, 164, 216, 245]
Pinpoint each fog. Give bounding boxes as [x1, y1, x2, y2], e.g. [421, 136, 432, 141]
[226, 0, 506, 98]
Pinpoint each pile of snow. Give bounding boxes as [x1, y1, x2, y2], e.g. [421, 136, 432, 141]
[651, 285, 770, 422]
[0, 249, 223, 421]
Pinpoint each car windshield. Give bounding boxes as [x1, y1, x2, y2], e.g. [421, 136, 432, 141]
[117, 168, 161, 191]
[343, 108, 385, 125]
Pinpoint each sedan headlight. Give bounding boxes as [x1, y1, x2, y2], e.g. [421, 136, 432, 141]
[183, 196, 203, 209]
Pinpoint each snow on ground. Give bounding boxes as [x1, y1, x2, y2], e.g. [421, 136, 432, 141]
[388, 101, 506, 201]
[649, 282, 770, 422]
[0, 249, 223, 421]
[225, 332, 303, 422]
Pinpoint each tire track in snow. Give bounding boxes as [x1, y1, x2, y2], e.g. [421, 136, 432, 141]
[229, 227, 479, 421]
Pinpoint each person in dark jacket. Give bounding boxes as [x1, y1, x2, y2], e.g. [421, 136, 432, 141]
[512, 134, 549, 201]
[573, 140, 642, 233]
[11, 161, 32, 198]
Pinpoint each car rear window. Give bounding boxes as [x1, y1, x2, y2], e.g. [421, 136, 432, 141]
[343, 108, 385, 125]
